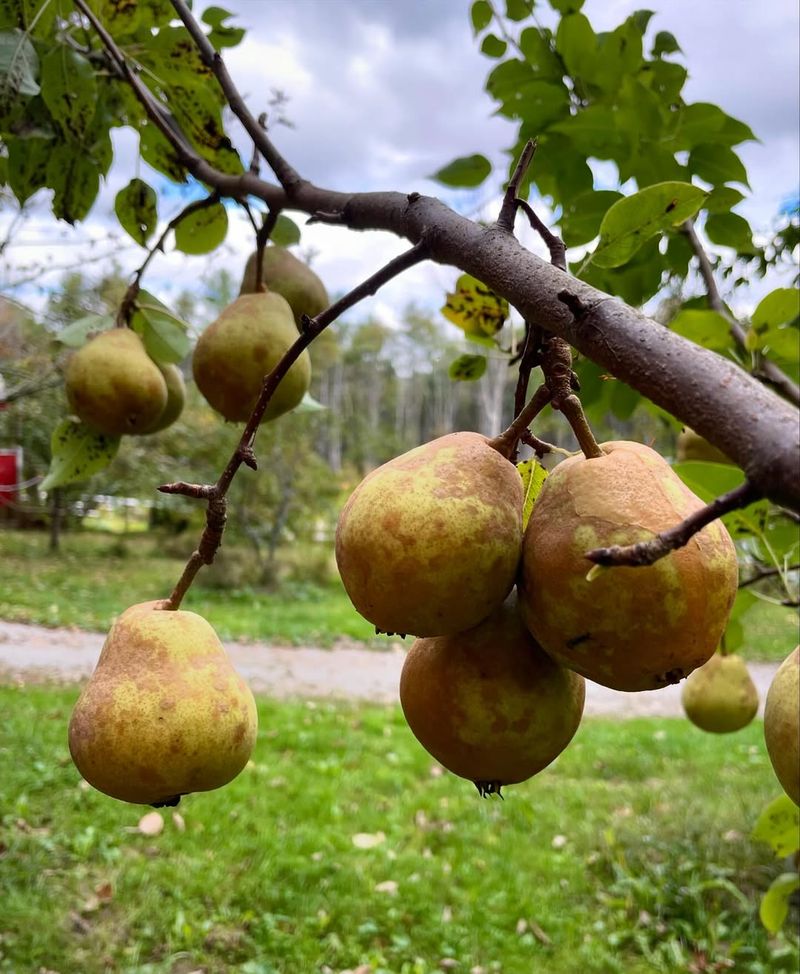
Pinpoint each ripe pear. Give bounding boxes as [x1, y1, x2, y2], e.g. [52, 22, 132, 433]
[681, 652, 759, 733]
[239, 246, 329, 326]
[518, 441, 738, 692]
[141, 363, 186, 434]
[68, 601, 258, 806]
[400, 597, 585, 794]
[336, 431, 523, 638]
[764, 646, 799, 805]
[676, 427, 733, 465]
[192, 292, 311, 423]
[65, 328, 168, 436]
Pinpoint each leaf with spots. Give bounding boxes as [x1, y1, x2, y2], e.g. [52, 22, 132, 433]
[174, 201, 228, 255]
[590, 181, 706, 269]
[41, 418, 120, 491]
[6, 135, 50, 205]
[448, 354, 486, 381]
[752, 793, 800, 858]
[517, 458, 547, 529]
[138, 26, 214, 88]
[46, 143, 100, 224]
[139, 122, 188, 184]
[115, 178, 158, 246]
[168, 82, 243, 174]
[89, 0, 141, 34]
[40, 45, 97, 142]
[0, 28, 39, 112]
[441, 274, 508, 345]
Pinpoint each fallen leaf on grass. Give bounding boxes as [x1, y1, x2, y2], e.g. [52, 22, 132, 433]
[352, 831, 385, 849]
[137, 811, 164, 836]
[374, 880, 398, 894]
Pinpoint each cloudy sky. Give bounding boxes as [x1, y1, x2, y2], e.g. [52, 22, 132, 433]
[3, 0, 799, 328]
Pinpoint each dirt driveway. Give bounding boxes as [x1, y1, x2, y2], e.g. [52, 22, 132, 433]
[0, 619, 781, 718]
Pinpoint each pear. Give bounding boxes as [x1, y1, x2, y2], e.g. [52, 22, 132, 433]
[68, 601, 258, 806]
[239, 246, 329, 327]
[400, 597, 585, 794]
[676, 427, 733, 465]
[192, 292, 311, 423]
[141, 363, 185, 434]
[518, 441, 738, 691]
[335, 431, 523, 638]
[764, 646, 799, 805]
[681, 652, 759, 733]
[65, 328, 168, 436]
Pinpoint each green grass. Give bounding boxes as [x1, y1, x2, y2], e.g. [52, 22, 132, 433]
[0, 529, 377, 646]
[0, 686, 797, 974]
[1, 528, 796, 659]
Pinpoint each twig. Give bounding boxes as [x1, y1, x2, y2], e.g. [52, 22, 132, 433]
[586, 481, 761, 567]
[253, 208, 282, 292]
[516, 198, 567, 271]
[682, 220, 800, 406]
[158, 241, 430, 608]
[739, 562, 800, 588]
[496, 139, 537, 233]
[489, 384, 552, 459]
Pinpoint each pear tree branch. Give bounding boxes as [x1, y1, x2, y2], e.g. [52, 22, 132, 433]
[585, 481, 761, 568]
[158, 242, 430, 609]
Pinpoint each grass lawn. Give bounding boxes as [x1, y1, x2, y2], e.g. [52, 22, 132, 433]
[0, 529, 797, 659]
[1, 685, 798, 974]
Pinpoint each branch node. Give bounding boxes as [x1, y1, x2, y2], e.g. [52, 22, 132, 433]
[239, 446, 258, 470]
[557, 289, 591, 320]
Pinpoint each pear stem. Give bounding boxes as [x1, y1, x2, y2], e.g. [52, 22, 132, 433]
[158, 241, 430, 610]
[488, 384, 552, 459]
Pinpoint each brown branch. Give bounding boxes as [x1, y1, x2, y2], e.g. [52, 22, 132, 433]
[496, 138, 537, 233]
[158, 241, 430, 608]
[586, 481, 761, 568]
[489, 383, 552, 459]
[682, 220, 800, 406]
[516, 198, 567, 272]
[739, 563, 800, 588]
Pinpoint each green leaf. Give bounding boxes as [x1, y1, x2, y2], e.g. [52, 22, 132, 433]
[555, 12, 597, 82]
[747, 289, 800, 361]
[518, 458, 547, 529]
[643, 58, 687, 102]
[560, 189, 622, 247]
[168, 82, 243, 174]
[505, 0, 534, 21]
[669, 309, 733, 353]
[173, 202, 228, 255]
[441, 274, 509, 342]
[40, 46, 97, 141]
[576, 236, 664, 307]
[131, 291, 191, 364]
[480, 34, 507, 58]
[705, 212, 755, 253]
[6, 135, 49, 205]
[470, 0, 492, 32]
[528, 133, 593, 201]
[506, 79, 569, 129]
[518, 28, 565, 82]
[760, 873, 800, 934]
[550, 0, 585, 12]
[752, 288, 800, 330]
[201, 5, 245, 49]
[114, 178, 158, 246]
[689, 143, 749, 187]
[676, 103, 756, 150]
[139, 122, 189, 183]
[448, 354, 487, 381]
[705, 185, 746, 214]
[40, 418, 120, 491]
[0, 0, 57, 38]
[592, 182, 706, 269]
[0, 28, 39, 105]
[652, 30, 681, 56]
[47, 144, 100, 223]
[270, 214, 301, 247]
[753, 794, 800, 857]
[55, 314, 114, 348]
[93, 0, 142, 33]
[430, 154, 491, 188]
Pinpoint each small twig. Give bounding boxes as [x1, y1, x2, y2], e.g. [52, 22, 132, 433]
[739, 562, 800, 588]
[489, 383, 552, 459]
[520, 429, 573, 459]
[158, 241, 431, 608]
[516, 198, 567, 272]
[496, 139, 537, 233]
[682, 220, 800, 407]
[253, 208, 281, 292]
[539, 336, 603, 458]
[586, 481, 761, 568]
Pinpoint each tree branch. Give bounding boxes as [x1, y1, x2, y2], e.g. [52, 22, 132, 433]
[586, 481, 761, 568]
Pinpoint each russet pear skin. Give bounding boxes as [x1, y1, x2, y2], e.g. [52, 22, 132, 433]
[68, 601, 258, 806]
[192, 292, 311, 423]
[336, 431, 523, 638]
[65, 329, 168, 436]
[681, 653, 759, 733]
[518, 441, 738, 692]
[764, 646, 799, 805]
[400, 598, 585, 788]
[239, 245, 329, 326]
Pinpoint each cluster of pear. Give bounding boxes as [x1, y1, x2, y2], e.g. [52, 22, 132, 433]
[336, 433, 742, 795]
[192, 246, 327, 423]
[65, 328, 185, 436]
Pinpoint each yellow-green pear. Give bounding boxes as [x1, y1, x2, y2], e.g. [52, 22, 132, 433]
[141, 363, 186, 434]
[68, 601, 258, 806]
[239, 246, 329, 326]
[681, 652, 759, 733]
[764, 646, 800, 805]
[400, 597, 585, 794]
[518, 441, 738, 691]
[65, 328, 168, 436]
[676, 427, 733, 465]
[335, 431, 523, 637]
[192, 292, 311, 423]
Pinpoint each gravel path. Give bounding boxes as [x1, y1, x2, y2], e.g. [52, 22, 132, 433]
[0, 619, 780, 717]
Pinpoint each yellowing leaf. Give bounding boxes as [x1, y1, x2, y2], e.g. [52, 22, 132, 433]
[752, 793, 800, 857]
[441, 274, 508, 344]
[759, 873, 800, 933]
[517, 458, 547, 529]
